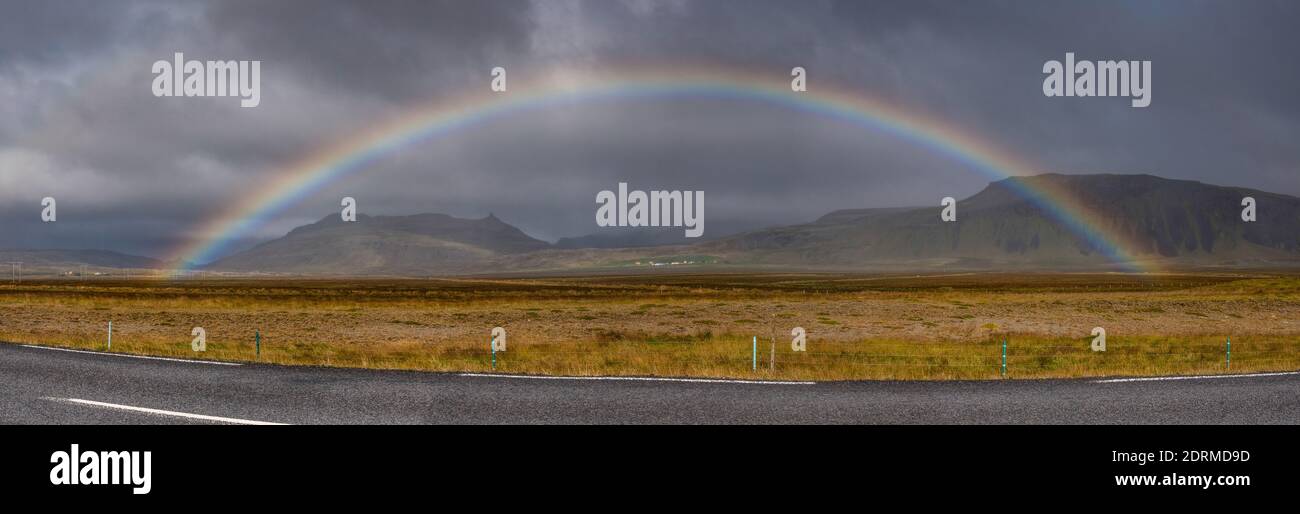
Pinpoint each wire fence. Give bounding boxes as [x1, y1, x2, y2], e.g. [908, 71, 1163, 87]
[11, 324, 1300, 381]
[329, 335, 1300, 380]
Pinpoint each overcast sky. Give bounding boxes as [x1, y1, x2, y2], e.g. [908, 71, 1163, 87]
[1, 0, 1297, 260]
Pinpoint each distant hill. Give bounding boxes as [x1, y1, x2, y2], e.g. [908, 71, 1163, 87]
[553, 220, 755, 249]
[207, 213, 549, 274]
[699, 174, 1300, 269]
[812, 207, 918, 225]
[0, 249, 161, 273]
[197, 174, 1300, 275]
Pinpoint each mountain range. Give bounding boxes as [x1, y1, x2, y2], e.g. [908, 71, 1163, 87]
[10, 174, 1300, 275]
[0, 249, 161, 275]
[697, 174, 1300, 270]
[208, 213, 550, 275]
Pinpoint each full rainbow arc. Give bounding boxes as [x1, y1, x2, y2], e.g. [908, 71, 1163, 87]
[166, 66, 1150, 274]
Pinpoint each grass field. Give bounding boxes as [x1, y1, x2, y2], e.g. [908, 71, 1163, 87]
[1, 271, 1298, 380]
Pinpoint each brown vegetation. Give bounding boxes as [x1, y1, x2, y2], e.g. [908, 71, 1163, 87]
[1, 271, 1297, 380]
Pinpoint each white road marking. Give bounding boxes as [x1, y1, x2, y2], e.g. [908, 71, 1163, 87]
[52, 398, 286, 425]
[459, 372, 814, 385]
[21, 344, 241, 366]
[1094, 371, 1300, 383]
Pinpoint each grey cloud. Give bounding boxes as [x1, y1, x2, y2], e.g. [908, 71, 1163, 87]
[203, 0, 538, 102]
[1, 0, 1297, 260]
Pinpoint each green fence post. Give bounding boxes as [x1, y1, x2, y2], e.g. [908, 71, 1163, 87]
[255, 330, 260, 359]
[1226, 336, 1231, 371]
[1001, 338, 1007, 378]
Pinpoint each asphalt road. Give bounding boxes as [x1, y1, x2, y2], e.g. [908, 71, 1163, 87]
[2, 342, 1297, 424]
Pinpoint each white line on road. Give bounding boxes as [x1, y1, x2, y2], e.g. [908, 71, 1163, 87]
[1094, 371, 1300, 383]
[51, 398, 287, 425]
[459, 372, 815, 385]
[21, 344, 241, 366]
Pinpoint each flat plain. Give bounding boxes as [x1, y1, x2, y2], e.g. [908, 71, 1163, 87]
[2, 270, 1297, 380]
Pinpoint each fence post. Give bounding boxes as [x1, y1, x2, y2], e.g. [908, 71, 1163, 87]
[1001, 338, 1007, 378]
[769, 336, 775, 372]
[1226, 336, 1231, 371]
[107, 321, 112, 351]
[491, 337, 496, 370]
[255, 330, 261, 359]
[752, 336, 757, 371]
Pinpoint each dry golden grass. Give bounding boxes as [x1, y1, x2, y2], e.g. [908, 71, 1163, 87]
[1, 271, 1298, 380]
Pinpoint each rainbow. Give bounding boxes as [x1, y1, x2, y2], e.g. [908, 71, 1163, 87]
[167, 65, 1151, 273]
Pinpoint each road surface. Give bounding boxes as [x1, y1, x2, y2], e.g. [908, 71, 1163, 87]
[2, 343, 1297, 424]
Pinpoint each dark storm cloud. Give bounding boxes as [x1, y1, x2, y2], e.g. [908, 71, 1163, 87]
[0, 0, 139, 69]
[1, 0, 1298, 259]
[204, 0, 538, 102]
